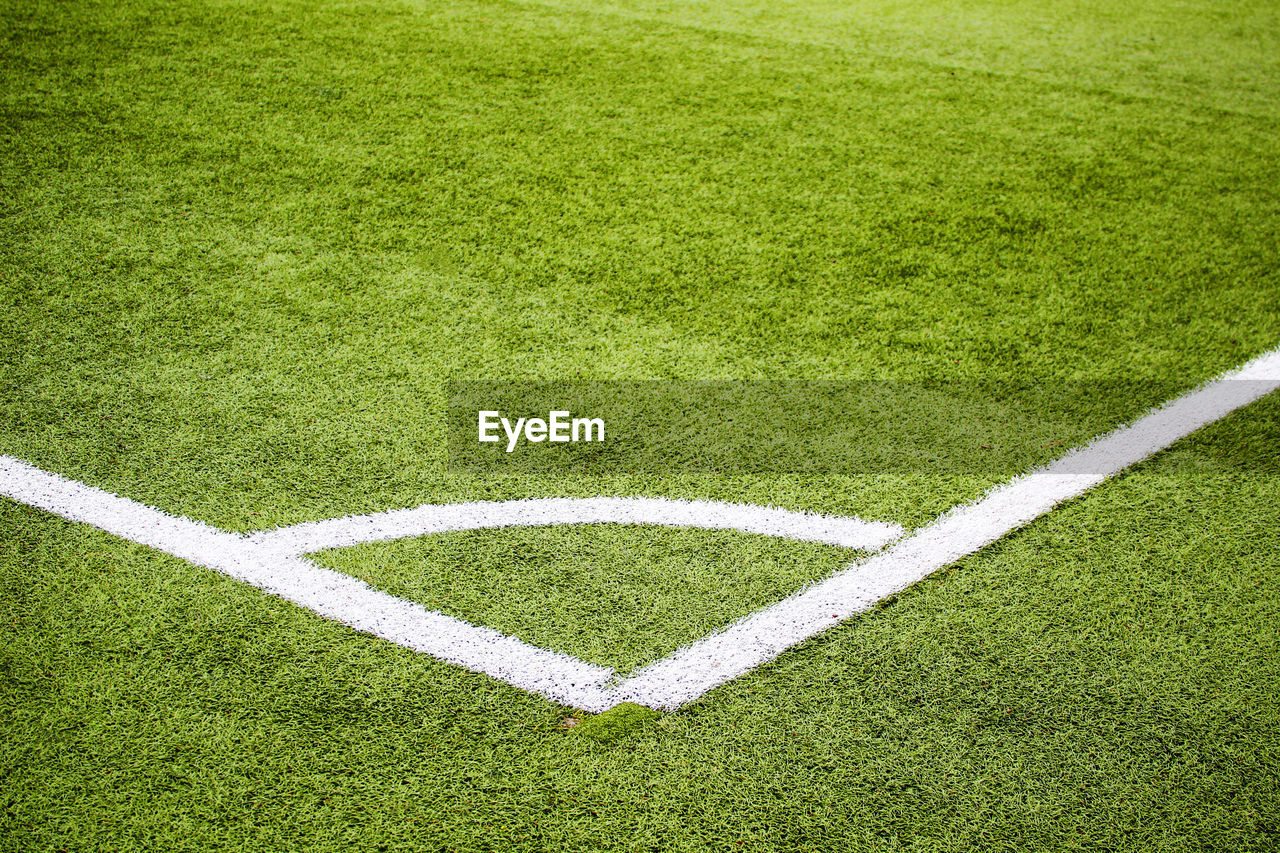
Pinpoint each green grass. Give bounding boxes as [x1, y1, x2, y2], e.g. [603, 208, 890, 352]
[2, 0, 1279, 848]
[314, 526, 857, 674]
[3, 406, 1278, 851]
[531, 0, 1280, 118]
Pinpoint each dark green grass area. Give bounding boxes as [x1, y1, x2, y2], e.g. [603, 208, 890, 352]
[2, 396, 1278, 852]
[314, 526, 857, 673]
[569, 702, 661, 743]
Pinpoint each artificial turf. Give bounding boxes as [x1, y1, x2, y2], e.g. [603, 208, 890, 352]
[314, 526, 859, 675]
[2, 0, 1278, 848]
[3, 402, 1278, 851]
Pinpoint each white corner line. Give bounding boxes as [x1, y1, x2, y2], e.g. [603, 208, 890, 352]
[0, 456, 617, 710]
[611, 347, 1280, 709]
[1, 345, 1278, 713]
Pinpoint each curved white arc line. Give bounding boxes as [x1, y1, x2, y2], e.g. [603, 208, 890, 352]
[246, 496, 904, 556]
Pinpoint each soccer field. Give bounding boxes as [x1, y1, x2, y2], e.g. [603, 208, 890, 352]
[3, 0, 1280, 849]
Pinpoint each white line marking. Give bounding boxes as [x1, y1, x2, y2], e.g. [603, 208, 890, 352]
[0, 457, 616, 709]
[612, 352, 1280, 709]
[248, 497, 903, 555]
[1, 346, 1277, 713]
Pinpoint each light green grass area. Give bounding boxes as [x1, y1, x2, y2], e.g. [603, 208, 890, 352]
[530, 0, 1280, 118]
[314, 526, 857, 674]
[2, 0, 1279, 847]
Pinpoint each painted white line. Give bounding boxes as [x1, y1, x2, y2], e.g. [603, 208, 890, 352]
[1, 346, 1277, 713]
[248, 497, 903, 555]
[613, 351, 1280, 709]
[0, 456, 616, 710]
